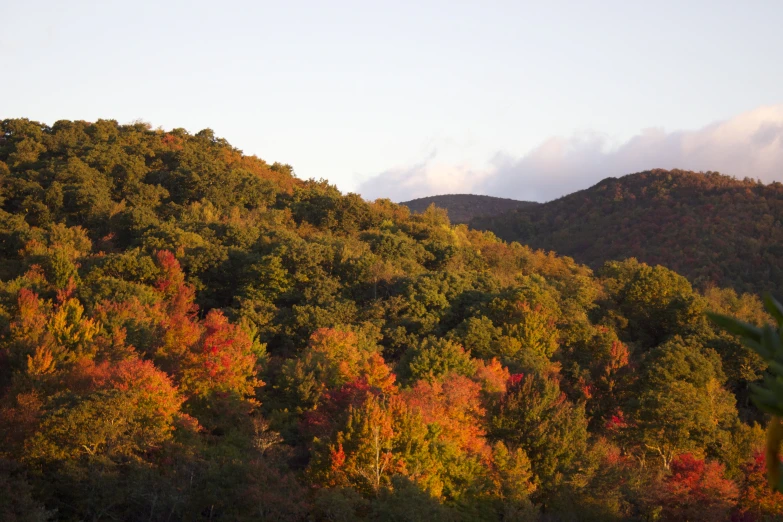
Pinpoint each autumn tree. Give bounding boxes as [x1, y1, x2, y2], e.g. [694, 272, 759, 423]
[311, 394, 397, 494]
[734, 450, 783, 521]
[647, 453, 738, 521]
[179, 309, 263, 425]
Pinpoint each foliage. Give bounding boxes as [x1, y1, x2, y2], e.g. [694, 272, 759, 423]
[646, 453, 738, 522]
[472, 169, 783, 294]
[0, 118, 773, 519]
[709, 293, 783, 494]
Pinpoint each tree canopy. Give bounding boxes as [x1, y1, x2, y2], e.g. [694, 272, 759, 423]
[0, 119, 777, 521]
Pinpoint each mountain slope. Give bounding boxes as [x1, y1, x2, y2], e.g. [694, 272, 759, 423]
[471, 169, 783, 293]
[401, 194, 537, 223]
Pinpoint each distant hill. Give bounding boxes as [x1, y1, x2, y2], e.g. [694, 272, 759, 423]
[471, 169, 783, 294]
[401, 194, 538, 223]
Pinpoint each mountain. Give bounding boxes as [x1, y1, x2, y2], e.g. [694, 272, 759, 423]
[401, 194, 537, 223]
[0, 120, 776, 520]
[471, 169, 783, 294]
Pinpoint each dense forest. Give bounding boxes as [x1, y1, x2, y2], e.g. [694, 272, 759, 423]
[0, 119, 781, 521]
[471, 170, 783, 295]
[401, 195, 537, 224]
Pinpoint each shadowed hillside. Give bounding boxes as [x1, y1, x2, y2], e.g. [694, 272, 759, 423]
[401, 194, 537, 223]
[471, 169, 783, 294]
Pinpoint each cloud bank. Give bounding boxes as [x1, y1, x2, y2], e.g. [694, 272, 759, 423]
[357, 105, 783, 203]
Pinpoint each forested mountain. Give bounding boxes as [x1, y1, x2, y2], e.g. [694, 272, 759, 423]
[401, 194, 537, 224]
[471, 169, 783, 295]
[0, 120, 780, 521]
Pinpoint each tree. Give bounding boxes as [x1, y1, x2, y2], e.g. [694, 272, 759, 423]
[179, 309, 263, 416]
[24, 356, 186, 465]
[602, 260, 706, 347]
[401, 338, 475, 383]
[490, 372, 588, 498]
[371, 475, 461, 522]
[304, 327, 373, 388]
[403, 373, 488, 457]
[0, 459, 53, 522]
[313, 394, 396, 493]
[485, 441, 538, 520]
[647, 453, 738, 522]
[627, 336, 738, 468]
[734, 450, 783, 521]
[5, 289, 51, 372]
[709, 294, 783, 493]
[704, 287, 768, 389]
[560, 324, 631, 429]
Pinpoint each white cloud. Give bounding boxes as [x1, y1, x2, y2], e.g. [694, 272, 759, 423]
[356, 154, 493, 202]
[357, 105, 783, 202]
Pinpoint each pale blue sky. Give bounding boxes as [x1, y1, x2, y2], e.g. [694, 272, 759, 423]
[2, 1, 782, 201]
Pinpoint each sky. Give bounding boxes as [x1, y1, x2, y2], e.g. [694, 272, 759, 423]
[2, 0, 782, 202]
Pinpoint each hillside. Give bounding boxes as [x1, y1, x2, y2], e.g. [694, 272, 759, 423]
[401, 194, 537, 223]
[472, 169, 783, 294]
[0, 121, 778, 521]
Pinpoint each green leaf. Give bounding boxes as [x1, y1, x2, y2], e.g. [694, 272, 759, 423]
[764, 293, 783, 327]
[750, 382, 783, 416]
[763, 325, 783, 360]
[743, 337, 774, 361]
[769, 360, 783, 378]
[707, 312, 762, 343]
[749, 394, 783, 416]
